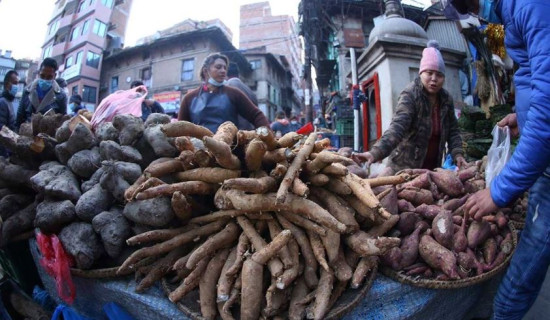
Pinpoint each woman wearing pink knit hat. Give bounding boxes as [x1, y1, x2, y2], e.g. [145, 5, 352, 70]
[353, 40, 466, 172]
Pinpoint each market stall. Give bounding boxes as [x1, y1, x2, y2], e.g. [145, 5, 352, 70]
[0, 110, 523, 319]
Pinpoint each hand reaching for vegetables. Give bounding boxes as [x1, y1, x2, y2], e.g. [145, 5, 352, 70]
[464, 188, 500, 220]
[455, 155, 467, 169]
[497, 113, 519, 138]
[351, 151, 374, 166]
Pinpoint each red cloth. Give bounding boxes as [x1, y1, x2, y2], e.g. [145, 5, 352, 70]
[422, 103, 441, 170]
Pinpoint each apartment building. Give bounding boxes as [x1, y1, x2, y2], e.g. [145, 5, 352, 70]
[42, 0, 133, 109]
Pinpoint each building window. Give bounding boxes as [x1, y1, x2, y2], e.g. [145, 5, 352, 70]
[250, 60, 262, 70]
[43, 46, 52, 58]
[72, 86, 78, 96]
[93, 20, 107, 37]
[141, 67, 152, 87]
[65, 56, 74, 68]
[75, 51, 84, 66]
[78, 0, 94, 12]
[81, 20, 90, 35]
[101, 0, 113, 8]
[49, 20, 60, 35]
[70, 26, 81, 41]
[110, 76, 118, 93]
[181, 59, 194, 81]
[82, 85, 97, 103]
[86, 51, 101, 69]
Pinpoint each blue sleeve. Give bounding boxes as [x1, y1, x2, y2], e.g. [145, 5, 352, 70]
[491, 3, 550, 206]
[0, 100, 8, 129]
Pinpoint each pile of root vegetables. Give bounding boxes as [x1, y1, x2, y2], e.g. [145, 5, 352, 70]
[113, 121, 410, 320]
[379, 162, 516, 281]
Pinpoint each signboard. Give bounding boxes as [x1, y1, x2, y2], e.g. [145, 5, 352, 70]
[153, 91, 181, 114]
[62, 64, 81, 81]
[343, 28, 366, 48]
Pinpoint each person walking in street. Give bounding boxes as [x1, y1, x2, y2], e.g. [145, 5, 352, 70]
[442, 1, 550, 319]
[289, 116, 301, 132]
[226, 62, 257, 130]
[15, 57, 67, 129]
[69, 94, 84, 115]
[130, 80, 165, 122]
[352, 40, 466, 173]
[178, 53, 269, 132]
[0, 70, 19, 157]
[270, 110, 291, 137]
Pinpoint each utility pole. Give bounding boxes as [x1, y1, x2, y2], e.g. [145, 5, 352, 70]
[304, 59, 313, 123]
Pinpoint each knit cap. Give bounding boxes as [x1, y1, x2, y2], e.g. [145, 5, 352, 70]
[419, 40, 445, 75]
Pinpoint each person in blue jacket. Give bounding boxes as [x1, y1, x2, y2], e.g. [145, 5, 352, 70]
[443, 1, 550, 319]
[15, 57, 67, 129]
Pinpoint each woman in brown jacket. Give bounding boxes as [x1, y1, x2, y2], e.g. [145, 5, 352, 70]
[178, 53, 269, 132]
[353, 40, 466, 172]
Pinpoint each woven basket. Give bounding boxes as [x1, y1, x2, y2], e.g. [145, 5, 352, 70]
[380, 224, 517, 289]
[162, 264, 378, 320]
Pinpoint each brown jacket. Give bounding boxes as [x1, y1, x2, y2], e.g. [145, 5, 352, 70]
[369, 78, 463, 172]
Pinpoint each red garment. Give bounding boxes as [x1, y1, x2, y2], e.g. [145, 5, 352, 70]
[422, 103, 441, 170]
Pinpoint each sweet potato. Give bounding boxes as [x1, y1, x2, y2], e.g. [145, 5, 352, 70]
[75, 184, 113, 222]
[464, 179, 486, 194]
[123, 196, 175, 227]
[453, 214, 468, 253]
[441, 194, 470, 212]
[381, 247, 403, 270]
[397, 199, 416, 213]
[401, 172, 431, 189]
[432, 210, 454, 249]
[397, 211, 421, 236]
[34, 199, 76, 233]
[457, 165, 478, 182]
[415, 203, 441, 221]
[482, 237, 498, 265]
[467, 220, 492, 249]
[91, 207, 130, 258]
[58, 222, 104, 269]
[398, 187, 434, 206]
[400, 225, 422, 269]
[418, 234, 459, 279]
[429, 170, 465, 197]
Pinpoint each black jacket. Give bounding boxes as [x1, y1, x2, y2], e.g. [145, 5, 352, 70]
[16, 80, 67, 129]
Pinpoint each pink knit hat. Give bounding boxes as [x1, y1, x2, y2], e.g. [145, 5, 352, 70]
[419, 40, 445, 75]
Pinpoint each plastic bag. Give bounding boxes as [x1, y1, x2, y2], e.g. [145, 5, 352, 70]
[442, 154, 458, 171]
[485, 125, 511, 186]
[52, 304, 93, 320]
[36, 232, 76, 304]
[90, 85, 147, 130]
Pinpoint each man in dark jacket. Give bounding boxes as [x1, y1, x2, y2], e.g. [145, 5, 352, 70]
[130, 80, 164, 122]
[0, 70, 19, 157]
[443, 1, 550, 319]
[15, 57, 67, 129]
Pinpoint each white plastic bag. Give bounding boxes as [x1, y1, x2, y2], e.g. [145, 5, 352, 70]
[485, 125, 512, 186]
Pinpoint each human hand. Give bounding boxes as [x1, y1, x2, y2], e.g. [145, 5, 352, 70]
[352, 152, 374, 166]
[464, 189, 500, 220]
[455, 155, 467, 169]
[497, 113, 519, 138]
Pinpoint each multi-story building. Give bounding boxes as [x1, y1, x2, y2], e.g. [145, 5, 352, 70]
[0, 50, 16, 85]
[239, 1, 303, 114]
[42, 0, 133, 109]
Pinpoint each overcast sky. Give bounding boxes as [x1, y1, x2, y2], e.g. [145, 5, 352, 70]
[0, 0, 430, 60]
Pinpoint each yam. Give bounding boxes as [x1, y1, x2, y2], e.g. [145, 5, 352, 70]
[467, 220, 492, 249]
[0, 194, 34, 221]
[123, 196, 175, 227]
[144, 125, 178, 157]
[34, 199, 76, 233]
[1, 201, 37, 245]
[58, 222, 104, 269]
[113, 114, 144, 145]
[99, 140, 143, 163]
[67, 147, 101, 178]
[95, 122, 119, 142]
[429, 170, 465, 197]
[92, 207, 131, 258]
[432, 210, 454, 249]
